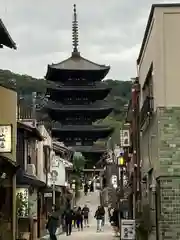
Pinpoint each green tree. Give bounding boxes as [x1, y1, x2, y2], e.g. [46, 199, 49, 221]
[73, 152, 85, 174]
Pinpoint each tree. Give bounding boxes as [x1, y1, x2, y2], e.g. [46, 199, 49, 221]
[72, 152, 85, 174]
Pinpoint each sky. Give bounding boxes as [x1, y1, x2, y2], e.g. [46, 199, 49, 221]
[0, 0, 178, 80]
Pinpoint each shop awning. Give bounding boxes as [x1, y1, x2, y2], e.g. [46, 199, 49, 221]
[0, 155, 19, 174]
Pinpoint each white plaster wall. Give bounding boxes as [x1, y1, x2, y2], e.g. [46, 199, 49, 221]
[48, 154, 66, 187]
[37, 125, 52, 183]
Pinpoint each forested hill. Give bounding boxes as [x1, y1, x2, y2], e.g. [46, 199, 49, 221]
[0, 69, 132, 142]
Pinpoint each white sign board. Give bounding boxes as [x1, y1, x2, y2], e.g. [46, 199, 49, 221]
[120, 130, 130, 147]
[111, 175, 117, 184]
[44, 192, 52, 198]
[0, 125, 12, 153]
[121, 219, 135, 240]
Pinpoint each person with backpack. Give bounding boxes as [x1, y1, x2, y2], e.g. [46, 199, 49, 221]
[82, 204, 90, 227]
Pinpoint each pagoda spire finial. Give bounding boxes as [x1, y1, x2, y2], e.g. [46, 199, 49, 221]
[72, 4, 80, 56]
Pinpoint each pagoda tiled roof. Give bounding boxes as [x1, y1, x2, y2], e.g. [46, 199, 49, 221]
[47, 100, 113, 111]
[48, 53, 110, 71]
[0, 19, 16, 49]
[52, 124, 113, 132]
[52, 124, 114, 140]
[48, 82, 111, 91]
[69, 145, 107, 153]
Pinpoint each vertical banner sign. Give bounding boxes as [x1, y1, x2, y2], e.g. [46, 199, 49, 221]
[0, 125, 12, 153]
[120, 129, 130, 147]
[121, 219, 135, 240]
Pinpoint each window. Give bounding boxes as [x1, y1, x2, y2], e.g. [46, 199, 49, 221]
[140, 64, 154, 127]
[43, 146, 50, 173]
[142, 64, 154, 103]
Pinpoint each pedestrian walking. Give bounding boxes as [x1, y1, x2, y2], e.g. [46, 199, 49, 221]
[72, 206, 77, 228]
[75, 207, 83, 231]
[84, 182, 88, 196]
[100, 206, 105, 228]
[90, 181, 94, 192]
[82, 204, 90, 227]
[94, 206, 103, 232]
[46, 205, 59, 240]
[110, 207, 119, 237]
[62, 206, 74, 236]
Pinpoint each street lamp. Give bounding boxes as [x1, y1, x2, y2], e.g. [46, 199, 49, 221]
[117, 154, 125, 198]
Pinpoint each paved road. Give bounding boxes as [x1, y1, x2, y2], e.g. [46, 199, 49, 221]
[58, 224, 113, 240]
[57, 190, 114, 240]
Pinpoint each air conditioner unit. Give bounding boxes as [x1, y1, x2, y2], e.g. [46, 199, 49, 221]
[20, 119, 37, 128]
[27, 164, 36, 176]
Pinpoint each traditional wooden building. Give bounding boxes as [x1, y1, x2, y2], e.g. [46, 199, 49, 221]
[46, 4, 114, 168]
[0, 19, 17, 240]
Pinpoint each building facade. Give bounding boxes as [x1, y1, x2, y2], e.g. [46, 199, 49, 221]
[0, 19, 17, 240]
[137, 4, 180, 240]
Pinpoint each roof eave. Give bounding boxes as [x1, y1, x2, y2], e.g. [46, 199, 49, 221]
[52, 126, 114, 133]
[0, 19, 17, 50]
[48, 64, 110, 72]
[48, 106, 113, 112]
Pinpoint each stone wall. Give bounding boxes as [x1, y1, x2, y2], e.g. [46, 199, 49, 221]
[157, 177, 180, 240]
[157, 107, 180, 240]
[158, 107, 180, 176]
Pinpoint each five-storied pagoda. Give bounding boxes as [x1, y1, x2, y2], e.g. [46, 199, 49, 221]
[46, 4, 114, 168]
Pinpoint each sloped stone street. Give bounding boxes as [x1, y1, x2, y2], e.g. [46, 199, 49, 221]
[59, 190, 114, 239]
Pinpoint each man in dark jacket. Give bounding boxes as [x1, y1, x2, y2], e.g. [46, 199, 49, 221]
[62, 206, 74, 236]
[46, 205, 59, 240]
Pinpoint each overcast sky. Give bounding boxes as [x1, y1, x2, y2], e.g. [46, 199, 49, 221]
[0, 0, 178, 80]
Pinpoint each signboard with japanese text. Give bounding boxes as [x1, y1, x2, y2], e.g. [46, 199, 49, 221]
[120, 129, 130, 147]
[0, 125, 12, 153]
[121, 219, 135, 240]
